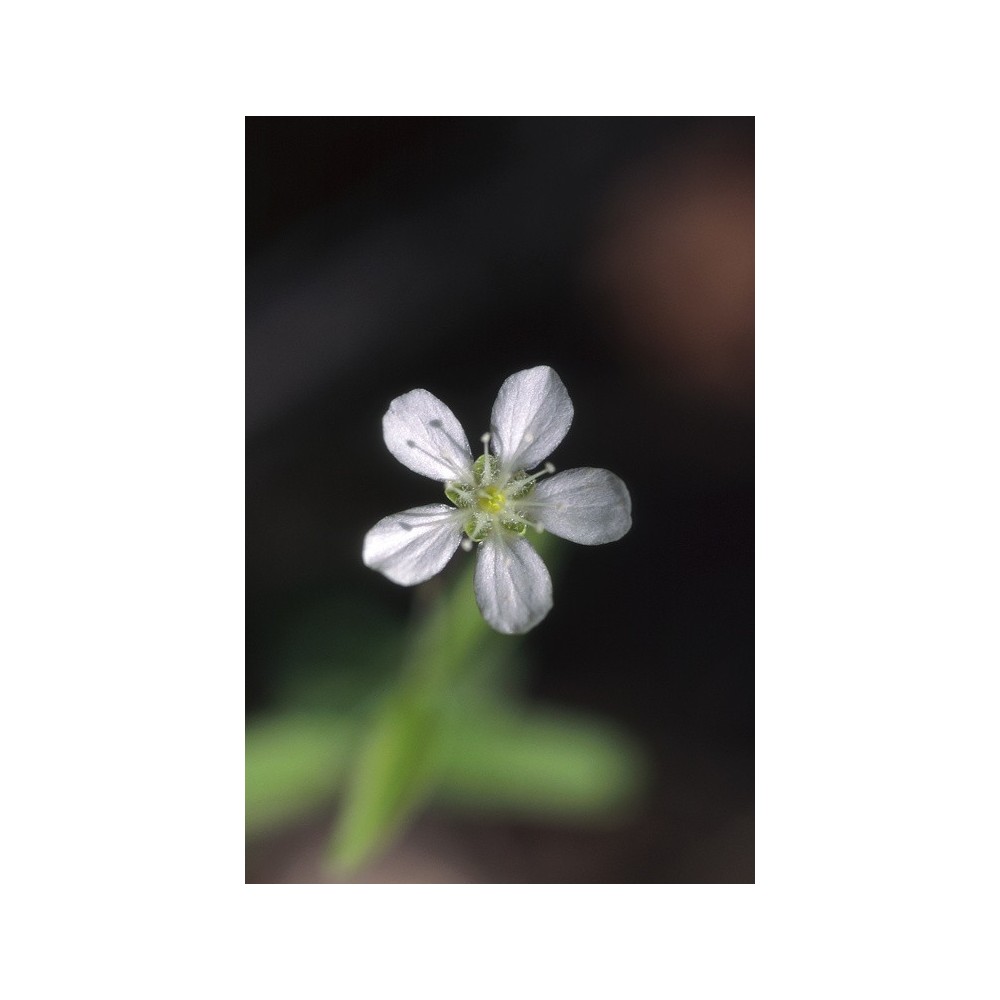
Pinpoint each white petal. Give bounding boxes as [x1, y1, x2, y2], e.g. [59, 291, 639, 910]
[362, 505, 464, 585]
[530, 468, 632, 545]
[474, 532, 553, 634]
[489, 366, 574, 473]
[382, 389, 473, 482]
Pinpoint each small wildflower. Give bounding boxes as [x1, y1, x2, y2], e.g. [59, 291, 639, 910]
[362, 366, 632, 634]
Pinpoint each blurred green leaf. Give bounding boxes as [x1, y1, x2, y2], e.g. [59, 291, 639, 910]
[435, 705, 647, 818]
[245, 715, 358, 836]
[305, 534, 646, 874]
[329, 699, 648, 870]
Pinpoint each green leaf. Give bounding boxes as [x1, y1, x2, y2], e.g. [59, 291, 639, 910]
[435, 705, 647, 819]
[245, 715, 358, 836]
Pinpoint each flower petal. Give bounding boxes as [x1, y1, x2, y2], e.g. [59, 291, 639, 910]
[529, 468, 632, 544]
[382, 389, 473, 482]
[362, 505, 464, 585]
[489, 366, 574, 473]
[474, 532, 553, 634]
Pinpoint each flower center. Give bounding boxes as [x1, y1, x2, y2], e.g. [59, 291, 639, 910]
[477, 484, 507, 514]
[444, 434, 556, 544]
[446, 473, 525, 542]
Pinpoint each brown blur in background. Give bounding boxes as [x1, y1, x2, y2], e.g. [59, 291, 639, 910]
[246, 117, 754, 883]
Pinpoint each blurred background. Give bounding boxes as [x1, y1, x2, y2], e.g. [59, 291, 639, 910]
[246, 117, 754, 883]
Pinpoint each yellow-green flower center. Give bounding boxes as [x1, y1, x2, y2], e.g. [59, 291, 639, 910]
[444, 445, 554, 544]
[477, 485, 507, 514]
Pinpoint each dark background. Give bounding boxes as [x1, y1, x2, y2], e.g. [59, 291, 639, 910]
[247, 116, 754, 883]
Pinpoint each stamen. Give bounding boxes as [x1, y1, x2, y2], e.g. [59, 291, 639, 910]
[520, 462, 556, 486]
[479, 432, 493, 485]
[460, 537, 474, 552]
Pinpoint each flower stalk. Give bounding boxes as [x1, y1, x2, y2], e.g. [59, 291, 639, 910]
[330, 535, 559, 871]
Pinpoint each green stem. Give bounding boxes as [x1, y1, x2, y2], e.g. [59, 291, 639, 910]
[327, 533, 559, 873]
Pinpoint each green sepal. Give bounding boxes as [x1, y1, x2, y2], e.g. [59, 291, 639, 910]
[472, 453, 499, 485]
[445, 483, 473, 508]
[465, 516, 492, 542]
[500, 517, 528, 536]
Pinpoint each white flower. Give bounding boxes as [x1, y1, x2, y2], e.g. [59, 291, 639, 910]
[362, 366, 632, 634]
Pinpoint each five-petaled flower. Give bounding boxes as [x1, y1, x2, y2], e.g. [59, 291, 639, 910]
[362, 366, 632, 634]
